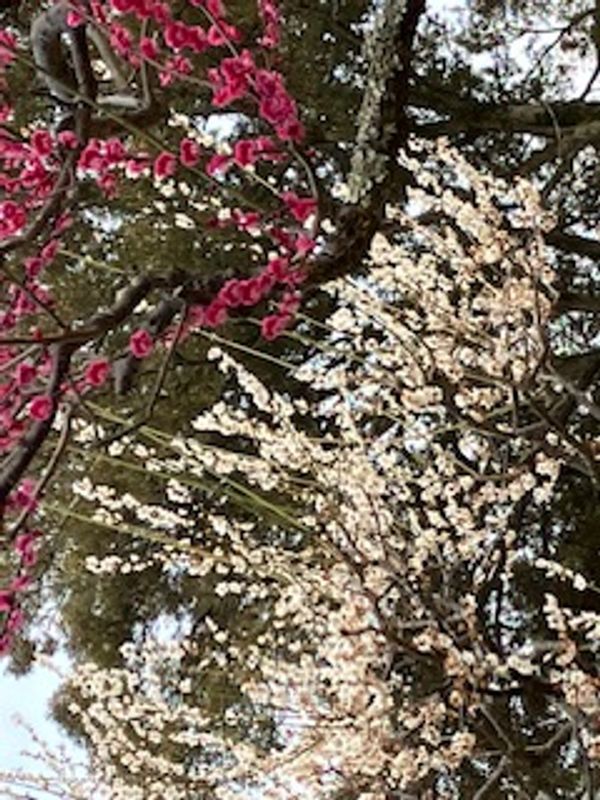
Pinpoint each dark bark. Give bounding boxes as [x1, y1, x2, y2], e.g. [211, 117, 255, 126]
[309, 0, 426, 287]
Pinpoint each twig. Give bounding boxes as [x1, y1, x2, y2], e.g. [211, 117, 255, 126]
[101, 304, 187, 445]
[480, 705, 515, 752]
[0, 342, 73, 506]
[473, 755, 508, 800]
[0, 259, 68, 330]
[6, 404, 73, 542]
[525, 721, 573, 754]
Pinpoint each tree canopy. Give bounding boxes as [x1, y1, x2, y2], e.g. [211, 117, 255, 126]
[1, 0, 600, 797]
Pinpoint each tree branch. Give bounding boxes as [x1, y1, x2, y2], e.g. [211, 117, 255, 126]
[413, 96, 600, 137]
[309, 0, 426, 286]
[545, 229, 600, 259]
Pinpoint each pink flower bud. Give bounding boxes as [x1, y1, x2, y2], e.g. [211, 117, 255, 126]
[16, 362, 36, 387]
[29, 395, 53, 421]
[179, 138, 201, 167]
[261, 313, 290, 340]
[84, 359, 110, 387]
[129, 329, 154, 358]
[203, 301, 228, 327]
[153, 151, 177, 180]
[281, 191, 317, 223]
[31, 129, 54, 158]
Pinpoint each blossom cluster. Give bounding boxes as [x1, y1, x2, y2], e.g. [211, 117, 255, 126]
[6, 143, 598, 798]
[0, 0, 316, 640]
[0, 522, 40, 655]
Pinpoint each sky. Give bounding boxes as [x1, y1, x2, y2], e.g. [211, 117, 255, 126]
[1, 659, 63, 767]
[0, 648, 86, 792]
